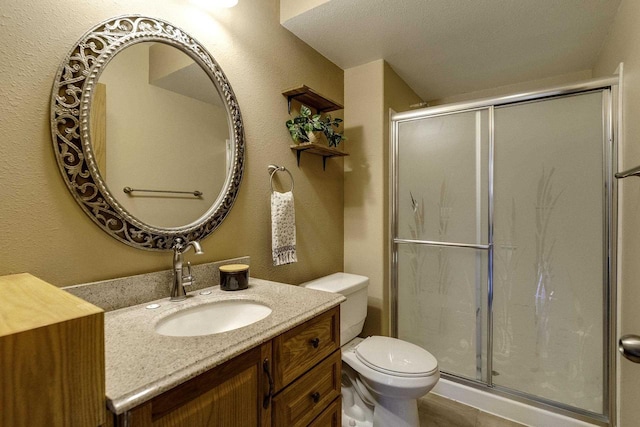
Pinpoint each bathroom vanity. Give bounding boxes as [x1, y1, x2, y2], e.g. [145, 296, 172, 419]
[104, 279, 344, 427]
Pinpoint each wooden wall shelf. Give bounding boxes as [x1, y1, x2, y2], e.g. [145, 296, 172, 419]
[282, 85, 343, 113]
[290, 142, 348, 170]
[283, 85, 346, 169]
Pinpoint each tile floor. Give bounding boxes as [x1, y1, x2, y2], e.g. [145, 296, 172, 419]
[418, 394, 526, 427]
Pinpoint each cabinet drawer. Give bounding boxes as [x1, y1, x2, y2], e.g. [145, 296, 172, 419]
[308, 397, 341, 427]
[272, 349, 341, 427]
[273, 306, 340, 390]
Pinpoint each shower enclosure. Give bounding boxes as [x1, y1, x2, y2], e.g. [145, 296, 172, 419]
[391, 78, 617, 425]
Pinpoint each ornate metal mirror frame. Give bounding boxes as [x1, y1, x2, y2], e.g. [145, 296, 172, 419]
[50, 15, 244, 250]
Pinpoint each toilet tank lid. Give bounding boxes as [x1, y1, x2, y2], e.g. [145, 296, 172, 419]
[301, 272, 368, 295]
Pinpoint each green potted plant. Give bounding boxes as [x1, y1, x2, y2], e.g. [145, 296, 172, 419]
[286, 105, 347, 147]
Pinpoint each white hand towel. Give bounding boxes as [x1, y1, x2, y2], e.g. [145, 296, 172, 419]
[271, 191, 298, 266]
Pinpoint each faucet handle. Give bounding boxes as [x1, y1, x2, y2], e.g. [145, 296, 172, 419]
[183, 262, 195, 288]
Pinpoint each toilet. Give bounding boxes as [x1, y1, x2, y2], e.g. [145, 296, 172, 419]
[303, 273, 439, 427]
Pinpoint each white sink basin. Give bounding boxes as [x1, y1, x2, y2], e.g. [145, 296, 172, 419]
[155, 300, 272, 337]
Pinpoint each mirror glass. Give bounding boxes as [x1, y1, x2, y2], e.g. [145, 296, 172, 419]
[93, 42, 230, 228]
[50, 16, 245, 250]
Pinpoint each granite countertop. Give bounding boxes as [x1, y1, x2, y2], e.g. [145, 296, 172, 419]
[105, 278, 344, 414]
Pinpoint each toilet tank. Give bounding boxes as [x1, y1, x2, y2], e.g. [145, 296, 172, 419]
[302, 273, 369, 346]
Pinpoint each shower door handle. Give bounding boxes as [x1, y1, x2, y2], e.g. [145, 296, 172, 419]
[619, 335, 640, 363]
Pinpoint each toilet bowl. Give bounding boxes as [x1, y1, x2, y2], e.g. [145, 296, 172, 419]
[303, 273, 439, 427]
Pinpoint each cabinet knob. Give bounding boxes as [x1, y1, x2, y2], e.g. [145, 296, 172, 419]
[311, 391, 321, 403]
[310, 337, 320, 348]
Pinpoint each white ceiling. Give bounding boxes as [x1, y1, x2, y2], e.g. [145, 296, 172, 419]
[281, 0, 621, 101]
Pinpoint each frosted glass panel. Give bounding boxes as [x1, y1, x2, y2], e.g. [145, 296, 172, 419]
[397, 244, 488, 380]
[492, 92, 604, 413]
[397, 110, 489, 244]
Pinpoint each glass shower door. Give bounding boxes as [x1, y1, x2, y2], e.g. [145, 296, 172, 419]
[492, 92, 606, 413]
[395, 109, 490, 381]
[392, 84, 614, 423]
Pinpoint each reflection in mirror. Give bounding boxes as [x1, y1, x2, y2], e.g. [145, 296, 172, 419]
[50, 15, 245, 250]
[94, 42, 229, 228]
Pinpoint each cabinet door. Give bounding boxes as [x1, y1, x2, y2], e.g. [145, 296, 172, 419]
[125, 343, 271, 427]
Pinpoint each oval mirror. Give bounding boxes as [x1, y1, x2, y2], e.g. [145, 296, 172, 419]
[50, 16, 244, 250]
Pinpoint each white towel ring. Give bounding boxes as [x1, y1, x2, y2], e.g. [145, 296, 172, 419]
[268, 164, 294, 193]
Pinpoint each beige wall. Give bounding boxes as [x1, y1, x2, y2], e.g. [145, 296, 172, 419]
[593, 0, 640, 424]
[429, 69, 593, 106]
[0, 0, 344, 287]
[344, 60, 385, 336]
[344, 60, 421, 336]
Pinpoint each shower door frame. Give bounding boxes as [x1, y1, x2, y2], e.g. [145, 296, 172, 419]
[390, 76, 618, 426]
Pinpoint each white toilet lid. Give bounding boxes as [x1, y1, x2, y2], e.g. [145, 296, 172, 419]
[355, 336, 438, 377]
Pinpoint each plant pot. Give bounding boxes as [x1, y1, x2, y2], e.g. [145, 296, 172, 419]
[306, 131, 320, 143]
[290, 130, 322, 145]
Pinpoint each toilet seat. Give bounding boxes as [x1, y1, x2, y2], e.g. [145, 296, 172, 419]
[355, 336, 438, 378]
[342, 336, 440, 400]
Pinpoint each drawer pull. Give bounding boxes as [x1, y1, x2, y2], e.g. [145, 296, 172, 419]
[263, 358, 274, 409]
[311, 391, 321, 403]
[310, 337, 320, 348]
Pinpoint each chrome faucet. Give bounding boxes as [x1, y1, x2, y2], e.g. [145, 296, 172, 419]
[170, 238, 203, 301]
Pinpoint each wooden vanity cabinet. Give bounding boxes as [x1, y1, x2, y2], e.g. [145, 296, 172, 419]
[117, 306, 341, 427]
[272, 307, 341, 426]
